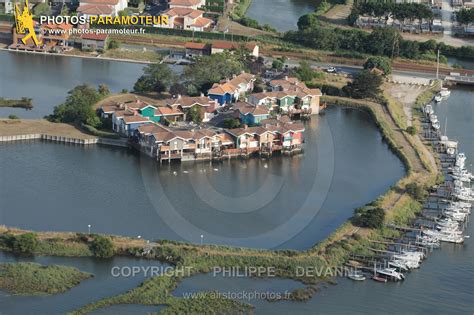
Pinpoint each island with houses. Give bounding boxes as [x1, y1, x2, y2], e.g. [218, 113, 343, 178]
[98, 73, 322, 162]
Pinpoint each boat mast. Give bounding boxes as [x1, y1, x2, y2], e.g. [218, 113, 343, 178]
[444, 117, 448, 137]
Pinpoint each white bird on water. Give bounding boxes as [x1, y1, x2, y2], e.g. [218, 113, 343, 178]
[264, 163, 268, 169]
[173, 171, 177, 176]
[213, 168, 219, 172]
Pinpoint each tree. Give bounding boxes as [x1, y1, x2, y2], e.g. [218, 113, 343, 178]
[11, 233, 38, 254]
[223, 118, 240, 128]
[297, 13, 319, 30]
[187, 105, 203, 124]
[346, 70, 383, 99]
[169, 83, 187, 97]
[354, 206, 385, 229]
[457, 8, 474, 25]
[134, 63, 177, 93]
[363, 56, 392, 75]
[184, 53, 244, 93]
[89, 235, 115, 258]
[366, 27, 402, 57]
[33, 3, 51, 15]
[295, 60, 316, 82]
[272, 59, 284, 71]
[49, 84, 102, 127]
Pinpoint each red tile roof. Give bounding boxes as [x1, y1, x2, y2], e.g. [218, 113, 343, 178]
[123, 116, 151, 124]
[184, 41, 209, 50]
[164, 7, 203, 18]
[169, 0, 202, 6]
[77, 4, 114, 15]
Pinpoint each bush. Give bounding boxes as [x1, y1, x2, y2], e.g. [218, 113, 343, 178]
[406, 183, 426, 201]
[8, 114, 19, 119]
[81, 123, 120, 139]
[9, 233, 38, 254]
[89, 235, 115, 258]
[406, 126, 417, 135]
[223, 118, 241, 128]
[108, 39, 120, 49]
[354, 206, 385, 229]
[363, 56, 392, 75]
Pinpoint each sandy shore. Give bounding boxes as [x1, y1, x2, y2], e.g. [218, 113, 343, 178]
[0, 119, 95, 139]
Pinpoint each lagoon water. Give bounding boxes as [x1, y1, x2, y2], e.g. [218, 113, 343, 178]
[0, 105, 404, 250]
[246, 0, 316, 32]
[0, 51, 181, 119]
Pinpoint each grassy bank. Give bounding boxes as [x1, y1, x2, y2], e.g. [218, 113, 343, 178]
[0, 97, 33, 109]
[229, 0, 253, 20]
[0, 262, 92, 295]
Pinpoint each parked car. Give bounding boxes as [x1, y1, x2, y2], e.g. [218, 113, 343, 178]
[326, 66, 337, 73]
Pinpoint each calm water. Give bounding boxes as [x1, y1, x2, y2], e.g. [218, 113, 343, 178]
[171, 88, 474, 314]
[246, 0, 316, 32]
[0, 51, 181, 119]
[0, 106, 404, 250]
[0, 251, 168, 314]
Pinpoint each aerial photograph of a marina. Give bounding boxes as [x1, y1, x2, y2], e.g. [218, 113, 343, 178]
[0, 0, 473, 314]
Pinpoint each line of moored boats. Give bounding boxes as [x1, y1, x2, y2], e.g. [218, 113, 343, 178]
[347, 98, 472, 283]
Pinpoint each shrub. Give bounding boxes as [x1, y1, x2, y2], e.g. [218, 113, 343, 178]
[10, 233, 38, 254]
[406, 126, 417, 135]
[406, 183, 426, 201]
[108, 39, 120, 49]
[89, 235, 115, 258]
[8, 114, 19, 119]
[223, 118, 240, 128]
[354, 206, 385, 229]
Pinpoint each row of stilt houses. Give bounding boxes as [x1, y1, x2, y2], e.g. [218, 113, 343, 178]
[134, 117, 305, 163]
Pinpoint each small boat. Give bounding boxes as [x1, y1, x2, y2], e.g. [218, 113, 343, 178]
[373, 275, 388, 283]
[434, 95, 443, 103]
[348, 271, 366, 281]
[432, 122, 441, 130]
[446, 147, 455, 156]
[439, 87, 451, 97]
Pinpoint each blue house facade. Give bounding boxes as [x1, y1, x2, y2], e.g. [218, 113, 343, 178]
[208, 92, 232, 105]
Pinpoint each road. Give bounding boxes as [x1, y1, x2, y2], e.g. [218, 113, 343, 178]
[263, 56, 438, 79]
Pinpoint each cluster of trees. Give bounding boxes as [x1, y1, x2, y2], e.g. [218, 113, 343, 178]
[134, 52, 264, 97]
[48, 84, 110, 128]
[0, 233, 38, 254]
[353, 205, 385, 229]
[363, 56, 392, 75]
[237, 17, 277, 32]
[349, 1, 434, 25]
[293, 61, 325, 83]
[286, 21, 467, 61]
[456, 8, 474, 25]
[344, 70, 383, 100]
[134, 63, 178, 94]
[89, 235, 115, 258]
